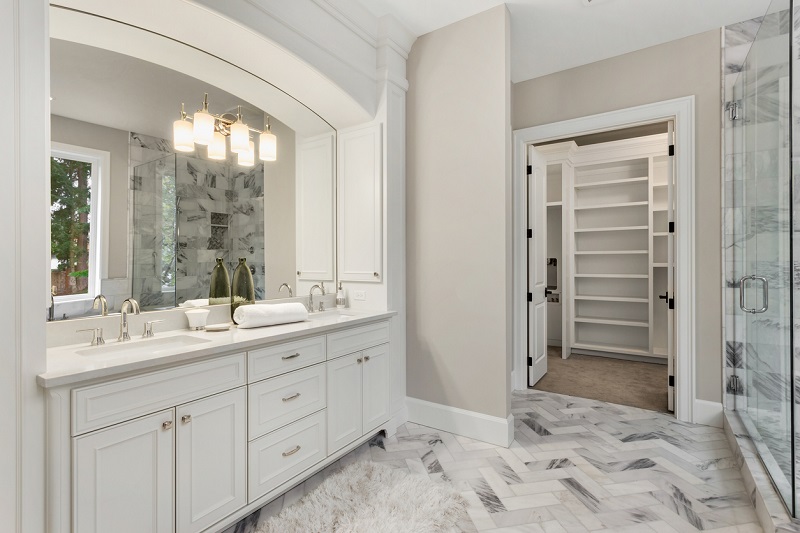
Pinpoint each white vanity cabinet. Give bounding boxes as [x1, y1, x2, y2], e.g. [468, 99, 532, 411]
[44, 314, 396, 533]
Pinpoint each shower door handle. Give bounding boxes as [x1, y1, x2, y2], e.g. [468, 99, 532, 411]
[739, 275, 768, 314]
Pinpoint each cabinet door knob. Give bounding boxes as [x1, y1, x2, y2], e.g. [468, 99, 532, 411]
[282, 445, 301, 457]
[364, 355, 370, 362]
[357, 358, 363, 364]
[282, 392, 301, 402]
[282, 352, 301, 360]
[181, 415, 192, 424]
[373, 272, 379, 278]
[162, 421, 173, 431]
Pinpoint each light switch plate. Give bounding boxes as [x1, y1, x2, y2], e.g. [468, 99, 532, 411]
[353, 290, 367, 301]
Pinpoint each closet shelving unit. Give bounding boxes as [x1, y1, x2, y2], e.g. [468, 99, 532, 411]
[538, 134, 669, 360]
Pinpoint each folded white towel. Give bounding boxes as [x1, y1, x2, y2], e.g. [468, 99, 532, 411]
[234, 302, 308, 329]
[179, 299, 210, 308]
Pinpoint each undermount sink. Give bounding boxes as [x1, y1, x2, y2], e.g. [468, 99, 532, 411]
[76, 335, 211, 357]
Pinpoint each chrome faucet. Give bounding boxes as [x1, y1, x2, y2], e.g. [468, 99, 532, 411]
[278, 283, 293, 297]
[308, 284, 325, 313]
[93, 294, 108, 316]
[118, 298, 141, 342]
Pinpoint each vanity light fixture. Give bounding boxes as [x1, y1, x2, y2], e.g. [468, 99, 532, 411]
[172, 93, 278, 166]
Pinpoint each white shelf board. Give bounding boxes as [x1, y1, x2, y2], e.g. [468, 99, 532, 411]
[546, 201, 563, 207]
[574, 295, 649, 303]
[574, 201, 648, 211]
[574, 274, 648, 279]
[574, 250, 647, 255]
[652, 263, 672, 268]
[652, 232, 669, 237]
[574, 176, 648, 190]
[574, 226, 648, 233]
[574, 316, 648, 328]
[571, 341, 651, 357]
[653, 207, 668, 212]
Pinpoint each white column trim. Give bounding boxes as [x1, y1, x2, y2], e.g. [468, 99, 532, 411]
[511, 96, 697, 425]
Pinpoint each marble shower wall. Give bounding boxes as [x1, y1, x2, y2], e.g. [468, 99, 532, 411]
[130, 132, 265, 309]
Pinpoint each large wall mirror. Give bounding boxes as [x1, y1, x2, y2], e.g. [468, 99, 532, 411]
[48, 6, 336, 320]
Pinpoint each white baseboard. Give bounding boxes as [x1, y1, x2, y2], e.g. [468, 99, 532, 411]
[406, 397, 514, 447]
[693, 399, 723, 428]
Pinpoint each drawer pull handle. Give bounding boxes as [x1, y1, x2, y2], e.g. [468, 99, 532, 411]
[181, 415, 191, 424]
[357, 358, 363, 364]
[283, 445, 301, 457]
[282, 392, 301, 402]
[364, 356, 370, 362]
[162, 421, 173, 431]
[282, 352, 301, 360]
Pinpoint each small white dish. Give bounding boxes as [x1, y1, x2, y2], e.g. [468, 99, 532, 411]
[205, 323, 232, 332]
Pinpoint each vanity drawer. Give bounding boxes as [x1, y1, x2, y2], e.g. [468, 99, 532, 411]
[72, 353, 246, 436]
[326, 321, 390, 360]
[248, 363, 326, 440]
[248, 410, 326, 503]
[248, 336, 325, 383]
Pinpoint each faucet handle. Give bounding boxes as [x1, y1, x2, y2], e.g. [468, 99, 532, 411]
[77, 328, 105, 346]
[142, 320, 164, 338]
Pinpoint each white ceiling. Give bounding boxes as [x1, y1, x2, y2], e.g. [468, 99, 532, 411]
[359, 0, 773, 82]
[51, 39, 275, 140]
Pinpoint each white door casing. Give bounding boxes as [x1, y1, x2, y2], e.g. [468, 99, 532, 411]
[528, 145, 548, 386]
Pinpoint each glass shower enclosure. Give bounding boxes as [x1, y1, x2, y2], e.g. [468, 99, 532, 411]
[728, 0, 795, 514]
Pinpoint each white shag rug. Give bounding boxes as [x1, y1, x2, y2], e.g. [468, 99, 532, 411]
[255, 461, 469, 533]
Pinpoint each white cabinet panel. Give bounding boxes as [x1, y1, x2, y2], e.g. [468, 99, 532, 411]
[326, 352, 363, 453]
[296, 133, 335, 281]
[74, 409, 174, 533]
[248, 335, 325, 382]
[249, 363, 326, 439]
[337, 123, 382, 282]
[176, 388, 247, 533]
[73, 353, 246, 435]
[361, 343, 391, 433]
[248, 410, 327, 503]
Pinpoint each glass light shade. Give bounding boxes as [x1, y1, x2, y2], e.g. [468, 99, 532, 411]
[259, 131, 277, 161]
[192, 110, 215, 145]
[208, 131, 226, 160]
[173, 119, 194, 152]
[229, 121, 250, 154]
[238, 141, 255, 167]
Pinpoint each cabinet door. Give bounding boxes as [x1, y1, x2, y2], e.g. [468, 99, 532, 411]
[176, 388, 247, 533]
[361, 343, 391, 432]
[326, 352, 363, 453]
[296, 132, 335, 282]
[337, 123, 383, 282]
[74, 410, 174, 533]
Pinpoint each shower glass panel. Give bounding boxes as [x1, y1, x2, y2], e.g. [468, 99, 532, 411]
[731, 0, 794, 513]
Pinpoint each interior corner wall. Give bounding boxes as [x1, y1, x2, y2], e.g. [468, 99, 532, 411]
[406, 5, 512, 420]
[51, 115, 129, 279]
[512, 29, 722, 403]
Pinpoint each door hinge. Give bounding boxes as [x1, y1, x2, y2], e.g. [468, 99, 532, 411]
[668, 145, 675, 157]
[527, 229, 532, 238]
[668, 375, 675, 387]
[669, 298, 674, 310]
[726, 101, 740, 121]
[526, 164, 532, 175]
[527, 292, 532, 302]
[669, 221, 675, 233]
[527, 356, 533, 366]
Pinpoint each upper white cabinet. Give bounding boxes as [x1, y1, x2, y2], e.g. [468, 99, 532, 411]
[296, 133, 335, 282]
[73, 410, 175, 533]
[176, 388, 247, 533]
[337, 123, 383, 282]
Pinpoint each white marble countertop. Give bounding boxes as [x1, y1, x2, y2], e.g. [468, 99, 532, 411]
[38, 309, 395, 389]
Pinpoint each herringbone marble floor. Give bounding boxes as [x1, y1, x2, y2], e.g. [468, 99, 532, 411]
[227, 390, 762, 532]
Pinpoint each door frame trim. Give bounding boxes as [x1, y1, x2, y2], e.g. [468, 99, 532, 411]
[511, 96, 696, 424]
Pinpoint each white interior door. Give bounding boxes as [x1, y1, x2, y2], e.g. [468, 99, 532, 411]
[528, 145, 548, 386]
[666, 121, 676, 412]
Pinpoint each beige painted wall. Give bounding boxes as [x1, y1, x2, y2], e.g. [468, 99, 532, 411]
[406, 5, 512, 419]
[513, 30, 722, 403]
[51, 115, 129, 279]
[264, 117, 296, 299]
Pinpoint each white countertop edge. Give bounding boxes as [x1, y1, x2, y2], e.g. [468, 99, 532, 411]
[38, 310, 396, 389]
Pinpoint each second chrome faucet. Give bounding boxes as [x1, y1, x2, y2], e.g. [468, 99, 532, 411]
[118, 298, 141, 342]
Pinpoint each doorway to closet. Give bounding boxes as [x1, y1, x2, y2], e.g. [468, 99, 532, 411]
[527, 123, 676, 413]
